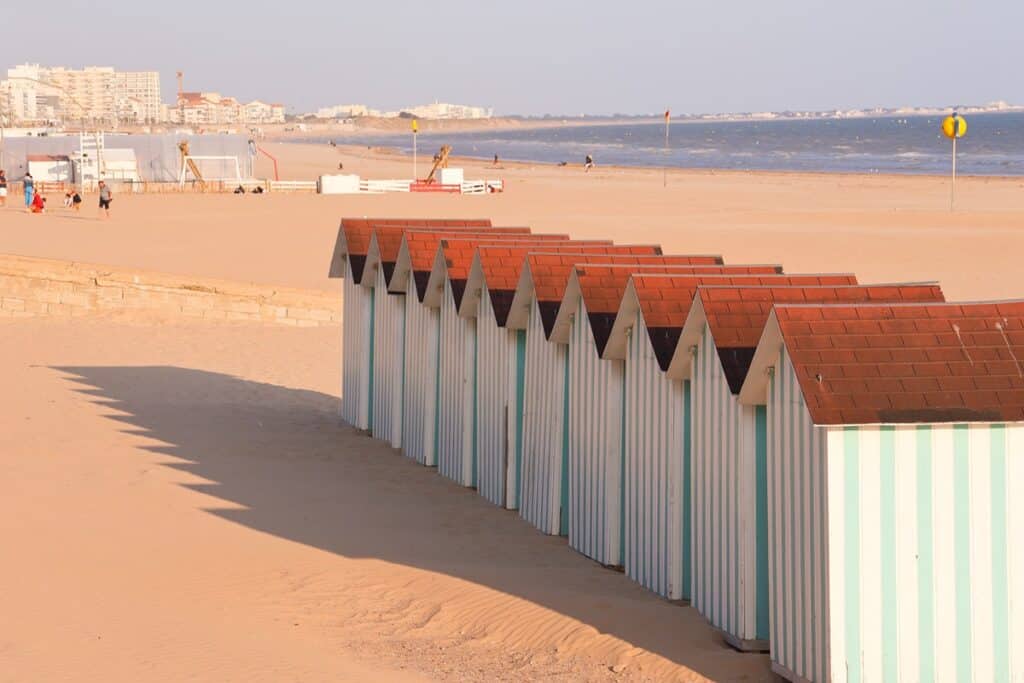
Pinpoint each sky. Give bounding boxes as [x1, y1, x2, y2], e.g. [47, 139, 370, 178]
[3, 0, 1021, 116]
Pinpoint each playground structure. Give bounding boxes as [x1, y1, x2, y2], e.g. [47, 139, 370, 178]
[423, 145, 451, 184]
[177, 140, 243, 190]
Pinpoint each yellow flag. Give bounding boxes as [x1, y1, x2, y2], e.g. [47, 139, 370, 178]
[412, 119, 419, 133]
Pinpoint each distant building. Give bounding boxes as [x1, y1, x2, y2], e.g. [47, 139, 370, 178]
[316, 104, 371, 119]
[115, 71, 163, 124]
[312, 101, 493, 120]
[401, 101, 493, 119]
[0, 63, 162, 125]
[170, 92, 285, 126]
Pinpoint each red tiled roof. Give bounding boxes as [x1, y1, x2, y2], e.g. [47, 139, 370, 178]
[531, 254, 728, 305]
[573, 265, 800, 356]
[406, 233, 570, 301]
[373, 225, 526, 286]
[696, 283, 945, 393]
[775, 301, 1024, 425]
[337, 218, 492, 282]
[477, 244, 659, 326]
[619, 273, 858, 369]
[701, 284, 946, 349]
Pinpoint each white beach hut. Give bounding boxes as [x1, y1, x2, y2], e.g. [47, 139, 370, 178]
[361, 224, 523, 448]
[505, 253, 726, 536]
[384, 227, 540, 466]
[600, 272, 857, 601]
[547, 263, 785, 569]
[327, 218, 491, 431]
[737, 300, 1024, 683]
[461, 243, 684, 511]
[418, 235, 573, 486]
[666, 283, 944, 651]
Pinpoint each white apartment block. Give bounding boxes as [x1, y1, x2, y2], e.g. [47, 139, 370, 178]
[115, 71, 162, 124]
[0, 63, 162, 124]
[403, 101, 493, 119]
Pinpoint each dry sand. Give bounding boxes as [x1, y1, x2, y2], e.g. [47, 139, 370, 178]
[1, 144, 1023, 681]
[1, 141, 1022, 298]
[1, 316, 770, 682]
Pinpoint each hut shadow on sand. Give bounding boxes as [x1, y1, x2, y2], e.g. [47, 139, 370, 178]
[51, 364, 775, 682]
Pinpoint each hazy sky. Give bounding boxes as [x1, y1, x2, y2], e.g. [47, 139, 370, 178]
[4, 0, 1021, 115]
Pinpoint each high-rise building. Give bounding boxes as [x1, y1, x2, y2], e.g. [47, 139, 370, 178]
[0, 64, 163, 125]
[115, 71, 163, 124]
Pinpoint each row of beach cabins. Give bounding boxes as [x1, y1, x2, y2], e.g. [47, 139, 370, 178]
[329, 217, 1022, 683]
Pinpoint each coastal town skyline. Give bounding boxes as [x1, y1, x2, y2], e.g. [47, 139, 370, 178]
[3, 0, 1020, 116]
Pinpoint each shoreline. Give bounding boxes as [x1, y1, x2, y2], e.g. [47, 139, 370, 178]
[319, 141, 1024, 182]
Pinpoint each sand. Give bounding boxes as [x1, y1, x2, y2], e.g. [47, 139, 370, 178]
[0, 316, 771, 682]
[1, 144, 1023, 681]
[1, 141, 1022, 298]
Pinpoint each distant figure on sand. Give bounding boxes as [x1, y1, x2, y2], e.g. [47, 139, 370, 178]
[30, 193, 45, 214]
[584, 155, 594, 172]
[234, 185, 246, 194]
[98, 181, 113, 219]
[23, 172, 34, 209]
[493, 153, 499, 166]
[70, 191, 82, 211]
[0, 169, 7, 207]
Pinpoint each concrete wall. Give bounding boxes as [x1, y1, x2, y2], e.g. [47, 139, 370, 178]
[0, 253, 338, 327]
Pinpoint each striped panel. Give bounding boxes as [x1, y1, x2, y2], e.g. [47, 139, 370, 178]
[823, 421, 1023, 683]
[436, 279, 476, 487]
[475, 287, 515, 508]
[768, 347, 829, 682]
[341, 260, 372, 430]
[401, 278, 439, 465]
[520, 298, 567, 536]
[691, 323, 762, 641]
[371, 267, 405, 448]
[624, 310, 687, 600]
[567, 297, 624, 567]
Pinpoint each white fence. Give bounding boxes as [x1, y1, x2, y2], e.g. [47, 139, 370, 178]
[344, 178, 505, 195]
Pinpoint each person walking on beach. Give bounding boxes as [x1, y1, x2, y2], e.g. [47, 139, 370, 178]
[0, 170, 7, 207]
[98, 181, 113, 219]
[23, 172, 35, 210]
[493, 153, 500, 166]
[584, 154, 594, 172]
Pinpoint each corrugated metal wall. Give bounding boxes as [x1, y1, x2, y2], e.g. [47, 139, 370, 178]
[370, 267, 405, 448]
[568, 297, 625, 567]
[767, 348, 830, 682]
[475, 289, 516, 508]
[823, 421, 1023, 683]
[520, 299, 568, 535]
[401, 278, 439, 466]
[624, 310, 687, 601]
[437, 279, 477, 487]
[692, 323, 766, 645]
[341, 260, 372, 430]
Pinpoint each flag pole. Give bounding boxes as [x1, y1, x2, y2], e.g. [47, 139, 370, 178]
[412, 119, 419, 181]
[663, 108, 670, 188]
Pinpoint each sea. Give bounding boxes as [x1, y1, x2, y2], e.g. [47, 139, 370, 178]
[306, 112, 1024, 176]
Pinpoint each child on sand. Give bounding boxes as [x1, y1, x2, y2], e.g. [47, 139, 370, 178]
[0, 169, 7, 207]
[584, 154, 594, 172]
[30, 193, 45, 213]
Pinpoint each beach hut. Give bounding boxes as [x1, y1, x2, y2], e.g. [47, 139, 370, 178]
[737, 300, 1024, 683]
[461, 244, 674, 510]
[547, 264, 786, 568]
[505, 253, 726, 536]
[667, 283, 945, 651]
[328, 218, 491, 430]
[601, 273, 859, 601]
[385, 228, 554, 467]
[417, 235, 573, 486]
[361, 225, 531, 448]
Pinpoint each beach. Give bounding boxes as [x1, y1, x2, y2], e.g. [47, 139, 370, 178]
[2, 144, 1023, 681]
